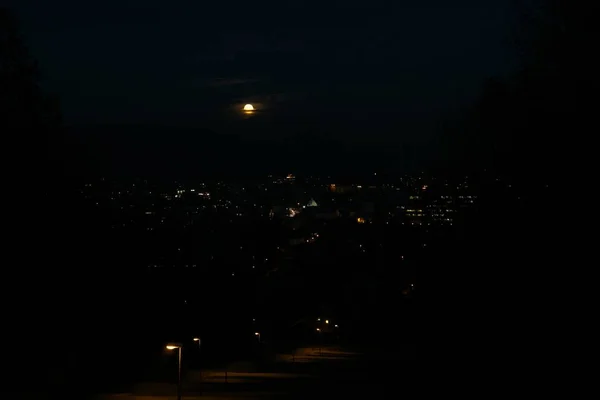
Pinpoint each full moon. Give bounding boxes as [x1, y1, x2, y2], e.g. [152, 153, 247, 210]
[243, 104, 255, 111]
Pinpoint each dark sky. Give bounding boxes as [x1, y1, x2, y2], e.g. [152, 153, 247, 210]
[8, 0, 516, 175]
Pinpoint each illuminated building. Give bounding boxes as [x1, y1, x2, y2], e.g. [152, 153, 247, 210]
[428, 196, 455, 224]
[405, 191, 427, 224]
[329, 184, 356, 194]
[405, 208, 425, 224]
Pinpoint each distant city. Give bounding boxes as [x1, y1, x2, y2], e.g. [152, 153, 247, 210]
[75, 172, 521, 297]
[79, 172, 480, 229]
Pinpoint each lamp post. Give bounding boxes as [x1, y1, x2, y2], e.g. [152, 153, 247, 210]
[316, 328, 322, 356]
[166, 344, 183, 400]
[255, 332, 261, 343]
[193, 338, 202, 395]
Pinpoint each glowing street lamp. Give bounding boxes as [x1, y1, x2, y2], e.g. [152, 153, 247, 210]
[255, 332, 261, 343]
[166, 344, 183, 400]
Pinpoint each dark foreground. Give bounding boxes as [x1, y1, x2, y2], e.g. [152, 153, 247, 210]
[93, 344, 416, 400]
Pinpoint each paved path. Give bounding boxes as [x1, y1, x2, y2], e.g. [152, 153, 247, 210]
[95, 345, 415, 400]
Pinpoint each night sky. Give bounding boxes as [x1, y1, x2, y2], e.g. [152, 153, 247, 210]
[8, 0, 516, 175]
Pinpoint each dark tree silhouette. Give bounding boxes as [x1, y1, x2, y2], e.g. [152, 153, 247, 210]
[1, 7, 83, 399]
[441, 0, 595, 179]
[1, 7, 62, 156]
[436, 1, 579, 381]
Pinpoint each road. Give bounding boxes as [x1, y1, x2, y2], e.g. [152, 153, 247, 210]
[95, 345, 416, 400]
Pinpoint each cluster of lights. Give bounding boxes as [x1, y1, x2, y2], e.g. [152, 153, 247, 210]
[316, 318, 339, 331]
